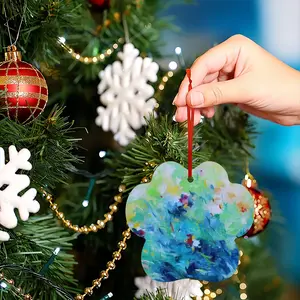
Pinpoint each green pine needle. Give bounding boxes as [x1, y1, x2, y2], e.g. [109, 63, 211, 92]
[107, 114, 209, 189]
[0, 215, 78, 300]
[135, 288, 172, 300]
[0, 0, 86, 65]
[107, 107, 256, 191]
[0, 106, 81, 190]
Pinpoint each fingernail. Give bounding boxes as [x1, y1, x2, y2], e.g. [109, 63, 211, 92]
[172, 94, 178, 105]
[190, 91, 204, 107]
[172, 115, 177, 122]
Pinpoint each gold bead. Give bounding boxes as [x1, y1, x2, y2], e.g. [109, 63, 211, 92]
[118, 241, 127, 250]
[113, 251, 121, 260]
[51, 203, 58, 210]
[109, 204, 118, 212]
[118, 185, 126, 192]
[57, 212, 64, 219]
[7, 279, 14, 285]
[74, 295, 84, 300]
[97, 220, 105, 228]
[82, 226, 89, 234]
[0, 273, 4, 279]
[90, 224, 97, 232]
[73, 225, 79, 232]
[16, 287, 22, 293]
[114, 194, 123, 203]
[107, 261, 115, 270]
[64, 220, 71, 227]
[84, 287, 93, 295]
[105, 213, 113, 221]
[100, 270, 109, 279]
[141, 177, 148, 183]
[122, 230, 131, 239]
[114, 12, 121, 21]
[46, 194, 52, 201]
[92, 279, 101, 287]
[104, 20, 111, 27]
[149, 162, 156, 167]
[23, 295, 32, 300]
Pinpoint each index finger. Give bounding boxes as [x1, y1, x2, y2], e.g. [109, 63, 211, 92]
[174, 37, 241, 107]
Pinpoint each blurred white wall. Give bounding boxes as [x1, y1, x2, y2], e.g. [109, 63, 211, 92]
[260, 0, 300, 64]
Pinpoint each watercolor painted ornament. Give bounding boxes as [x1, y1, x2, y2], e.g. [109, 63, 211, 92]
[126, 161, 254, 282]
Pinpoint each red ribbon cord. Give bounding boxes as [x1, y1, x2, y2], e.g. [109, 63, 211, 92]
[186, 69, 194, 181]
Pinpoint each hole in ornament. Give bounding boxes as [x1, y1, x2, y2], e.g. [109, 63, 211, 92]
[187, 176, 194, 183]
[0, 184, 8, 191]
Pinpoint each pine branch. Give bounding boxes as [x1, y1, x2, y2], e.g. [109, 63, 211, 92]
[106, 106, 256, 191]
[107, 115, 210, 190]
[0, 106, 81, 190]
[135, 289, 172, 300]
[0, 0, 87, 65]
[54, 0, 175, 85]
[0, 215, 78, 300]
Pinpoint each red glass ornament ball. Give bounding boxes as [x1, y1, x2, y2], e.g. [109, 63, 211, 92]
[0, 60, 48, 123]
[243, 187, 271, 238]
[89, 0, 110, 8]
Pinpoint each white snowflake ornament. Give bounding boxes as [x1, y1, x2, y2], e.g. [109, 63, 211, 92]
[134, 276, 203, 300]
[96, 43, 159, 146]
[0, 146, 40, 241]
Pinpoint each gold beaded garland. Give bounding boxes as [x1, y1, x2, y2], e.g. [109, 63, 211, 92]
[59, 38, 124, 65]
[118, 184, 126, 192]
[113, 251, 121, 260]
[107, 261, 116, 270]
[84, 287, 93, 296]
[0, 273, 32, 299]
[122, 230, 131, 239]
[74, 228, 131, 300]
[118, 241, 127, 250]
[154, 71, 174, 99]
[42, 185, 125, 234]
[100, 270, 109, 279]
[92, 279, 101, 287]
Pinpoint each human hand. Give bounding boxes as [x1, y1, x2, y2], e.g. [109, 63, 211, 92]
[174, 35, 300, 126]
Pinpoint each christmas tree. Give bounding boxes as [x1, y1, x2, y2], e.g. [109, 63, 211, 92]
[0, 0, 283, 299]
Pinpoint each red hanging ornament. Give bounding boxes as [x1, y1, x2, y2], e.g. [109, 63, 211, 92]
[0, 45, 48, 123]
[89, 0, 110, 10]
[242, 173, 271, 238]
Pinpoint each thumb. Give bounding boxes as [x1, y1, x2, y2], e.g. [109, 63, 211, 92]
[187, 77, 249, 108]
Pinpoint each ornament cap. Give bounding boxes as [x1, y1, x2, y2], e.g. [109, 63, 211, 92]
[5, 45, 22, 61]
[243, 173, 257, 189]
